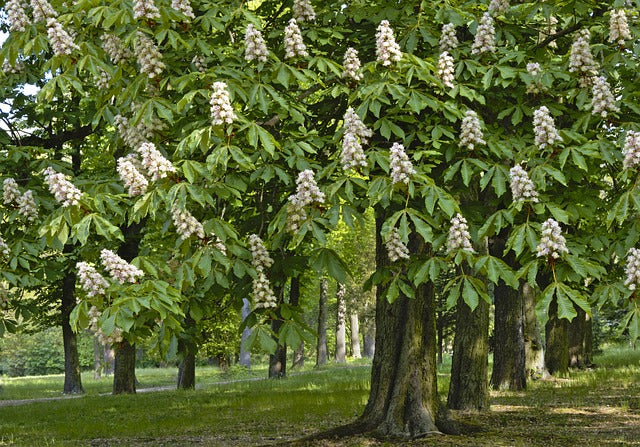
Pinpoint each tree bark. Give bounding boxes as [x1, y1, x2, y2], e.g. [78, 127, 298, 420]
[363, 320, 375, 358]
[239, 298, 252, 368]
[545, 297, 569, 376]
[437, 309, 444, 365]
[350, 312, 361, 359]
[113, 339, 136, 394]
[568, 308, 586, 368]
[522, 283, 546, 378]
[61, 269, 84, 394]
[447, 296, 490, 411]
[585, 313, 593, 366]
[292, 342, 305, 368]
[93, 335, 102, 380]
[177, 315, 197, 390]
[316, 278, 329, 366]
[269, 278, 299, 378]
[335, 284, 347, 363]
[103, 345, 115, 375]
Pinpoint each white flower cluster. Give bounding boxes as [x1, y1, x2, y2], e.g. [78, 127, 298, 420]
[95, 68, 110, 90]
[437, 51, 455, 88]
[100, 249, 144, 284]
[536, 218, 568, 259]
[31, 0, 56, 23]
[526, 62, 542, 93]
[539, 16, 558, 48]
[76, 262, 109, 297]
[16, 190, 38, 221]
[389, 142, 415, 185]
[7, 0, 28, 32]
[171, 0, 195, 19]
[533, 106, 562, 150]
[46, 18, 79, 56]
[284, 19, 308, 59]
[117, 157, 148, 196]
[569, 30, 598, 85]
[591, 75, 617, 117]
[192, 55, 206, 72]
[609, 9, 631, 46]
[287, 169, 325, 232]
[3, 178, 20, 204]
[114, 115, 149, 149]
[135, 32, 165, 78]
[623, 130, 640, 170]
[509, 164, 539, 203]
[0, 236, 10, 259]
[2, 59, 24, 74]
[136, 142, 175, 181]
[249, 234, 276, 309]
[439, 23, 458, 52]
[341, 107, 371, 171]
[386, 228, 410, 262]
[171, 205, 205, 240]
[245, 24, 269, 63]
[489, 0, 509, 15]
[43, 167, 82, 207]
[446, 213, 474, 254]
[88, 306, 124, 345]
[102, 34, 132, 64]
[460, 110, 485, 150]
[210, 81, 236, 125]
[293, 0, 315, 22]
[376, 20, 402, 66]
[624, 248, 640, 291]
[342, 47, 363, 82]
[211, 236, 227, 255]
[472, 13, 496, 55]
[249, 234, 273, 271]
[133, 0, 160, 20]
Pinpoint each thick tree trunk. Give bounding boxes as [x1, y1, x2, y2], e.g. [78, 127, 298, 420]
[93, 335, 102, 380]
[239, 298, 252, 368]
[568, 308, 587, 368]
[316, 279, 329, 366]
[103, 345, 115, 375]
[292, 342, 305, 368]
[177, 351, 196, 390]
[522, 283, 546, 378]
[355, 220, 442, 437]
[350, 312, 361, 359]
[335, 284, 347, 363]
[545, 297, 569, 376]
[62, 269, 84, 394]
[447, 296, 490, 411]
[363, 320, 375, 358]
[113, 339, 136, 394]
[437, 310, 444, 365]
[269, 278, 299, 378]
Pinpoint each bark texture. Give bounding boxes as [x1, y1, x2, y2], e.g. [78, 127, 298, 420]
[350, 312, 361, 359]
[113, 339, 136, 394]
[335, 284, 347, 363]
[239, 298, 252, 368]
[62, 269, 84, 394]
[545, 297, 569, 376]
[568, 308, 591, 368]
[363, 320, 375, 358]
[522, 283, 546, 378]
[292, 342, 305, 368]
[316, 279, 329, 366]
[177, 351, 196, 390]
[93, 335, 102, 380]
[269, 278, 299, 378]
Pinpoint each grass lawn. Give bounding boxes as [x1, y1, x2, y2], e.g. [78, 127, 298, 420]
[0, 349, 638, 446]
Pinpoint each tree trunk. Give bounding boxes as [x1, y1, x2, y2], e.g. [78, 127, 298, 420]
[545, 297, 569, 376]
[363, 320, 375, 358]
[93, 335, 102, 380]
[177, 351, 196, 390]
[113, 339, 136, 394]
[568, 307, 586, 368]
[103, 345, 115, 375]
[61, 268, 84, 394]
[335, 284, 347, 363]
[585, 313, 593, 366]
[292, 342, 305, 368]
[350, 312, 361, 359]
[522, 283, 546, 378]
[316, 278, 329, 366]
[447, 296, 490, 411]
[239, 298, 252, 368]
[269, 278, 299, 378]
[437, 310, 443, 365]
[355, 220, 442, 437]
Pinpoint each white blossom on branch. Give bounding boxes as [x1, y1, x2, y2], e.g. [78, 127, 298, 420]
[439, 23, 458, 52]
[77, 262, 110, 297]
[472, 13, 496, 55]
[284, 18, 308, 59]
[376, 20, 402, 66]
[609, 9, 631, 46]
[533, 106, 562, 150]
[386, 228, 410, 262]
[100, 249, 144, 284]
[536, 218, 568, 259]
[446, 213, 474, 254]
[389, 142, 415, 185]
[43, 167, 82, 207]
[210, 81, 236, 125]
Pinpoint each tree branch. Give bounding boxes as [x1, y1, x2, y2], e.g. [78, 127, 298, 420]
[8, 125, 94, 148]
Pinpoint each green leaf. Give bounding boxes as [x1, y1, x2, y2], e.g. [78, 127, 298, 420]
[556, 285, 578, 321]
[462, 278, 479, 311]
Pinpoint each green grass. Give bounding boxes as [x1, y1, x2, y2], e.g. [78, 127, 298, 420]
[0, 349, 639, 446]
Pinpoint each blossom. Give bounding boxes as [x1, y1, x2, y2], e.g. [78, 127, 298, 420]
[171, 205, 205, 240]
[472, 13, 496, 55]
[437, 51, 455, 88]
[284, 18, 308, 59]
[252, 272, 277, 309]
[446, 213, 474, 254]
[102, 34, 132, 64]
[533, 106, 562, 150]
[389, 142, 415, 185]
[287, 169, 325, 232]
[526, 62, 542, 93]
[489, 0, 509, 15]
[439, 23, 458, 52]
[31, 0, 56, 23]
[536, 218, 568, 259]
[6, 0, 29, 32]
[46, 18, 79, 56]
[76, 262, 110, 297]
[100, 249, 144, 284]
[538, 16, 558, 48]
[2, 59, 24, 74]
[210, 81, 236, 125]
[3, 178, 20, 205]
[622, 130, 640, 170]
[117, 157, 148, 196]
[342, 47, 363, 82]
[171, 0, 195, 19]
[591, 76, 617, 117]
[460, 110, 485, 150]
[386, 228, 409, 262]
[135, 31, 165, 79]
[293, 0, 315, 22]
[114, 115, 149, 149]
[249, 234, 273, 271]
[340, 107, 372, 169]
[244, 24, 269, 63]
[624, 248, 640, 291]
[192, 55, 206, 72]
[609, 9, 631, 46]
[133, 0, 160, 20]
[509, 165, 539, 203]
[43, 167, 83, 207]
[136, 142, 175, 181]
[0, 236, 10, 259]
[569, 30, 598, 85]
[95, 68, 110, 90]
[16, 190, 38, 221]
[376, 20, 402, 66]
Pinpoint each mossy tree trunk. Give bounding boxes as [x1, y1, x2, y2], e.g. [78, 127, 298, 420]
[113, 339, 136, 394]
[177, 315, 197, 390]
[523, 283, 546, 378]
[545, 297, 569, 376]
[568, 308, 588, 368]
[316, 278, 329, 366]
[61, 268, 84, 394]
